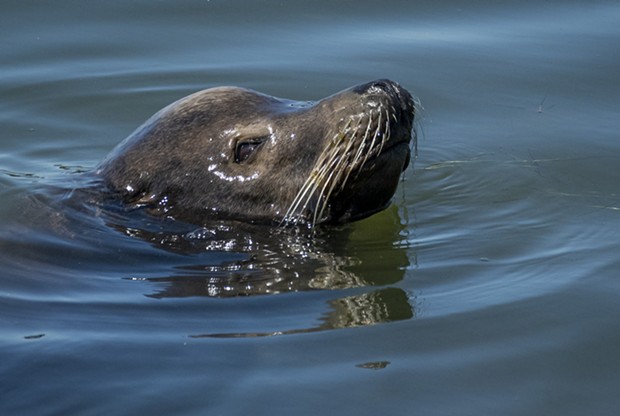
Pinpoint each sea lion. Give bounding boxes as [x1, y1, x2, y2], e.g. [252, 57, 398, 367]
[96, 79, 416, 227]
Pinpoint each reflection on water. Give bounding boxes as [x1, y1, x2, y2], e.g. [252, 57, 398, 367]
[0, 171, 415, 336]
[193, 288, 413, 338]
[104, 182, 415, 336]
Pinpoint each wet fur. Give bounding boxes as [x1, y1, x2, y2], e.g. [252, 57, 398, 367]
[96, 80, 416, 227]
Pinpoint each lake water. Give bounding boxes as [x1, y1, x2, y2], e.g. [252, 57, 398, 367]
[2, 0, 620, 414]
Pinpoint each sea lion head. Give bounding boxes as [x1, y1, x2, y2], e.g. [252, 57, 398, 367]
[96, 79, 416, 227]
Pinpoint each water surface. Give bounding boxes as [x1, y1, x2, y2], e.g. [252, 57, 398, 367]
[2, 1, 620, 415]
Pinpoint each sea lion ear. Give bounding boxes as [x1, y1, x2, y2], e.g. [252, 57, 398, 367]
[234, 137, 267, 163]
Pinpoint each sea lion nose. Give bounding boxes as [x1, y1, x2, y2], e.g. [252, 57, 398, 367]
[353, 79, 414, 123]
[353, 79, 399, 95]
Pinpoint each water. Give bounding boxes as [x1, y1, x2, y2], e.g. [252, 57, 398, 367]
[2, 0, 620, 414]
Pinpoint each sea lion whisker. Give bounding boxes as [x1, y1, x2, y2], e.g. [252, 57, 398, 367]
[293, 178, 324, 225]
[378, 108, 391, 156]
[343, 117, 364, 167]
[358, 109, 383, 174]
[314, 155, 350, 226]
[338, 129, 365, 192]
[318, 167, 350, 223]
[282, 157, 333, 225]
[336, 117, 362, 162]
[343, 112, 374, 186]
[317, 128, 350, 169]
[410, 95, 422, 157]
[281, 175, 317, 225]
[282, 129, 350, 226]
[310, 129, 357, 226]
[312, 144, 345, 189]
[312, 164, 339, 226]
[331, 122, 364, 194]
[284, 152, 340, 225]
[351, 111, 375, 170]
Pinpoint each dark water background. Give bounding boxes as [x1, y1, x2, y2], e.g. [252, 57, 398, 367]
[2, 1, 620, 414]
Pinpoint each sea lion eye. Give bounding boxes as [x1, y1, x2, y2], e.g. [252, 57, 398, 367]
[235, 138, 266, 163]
